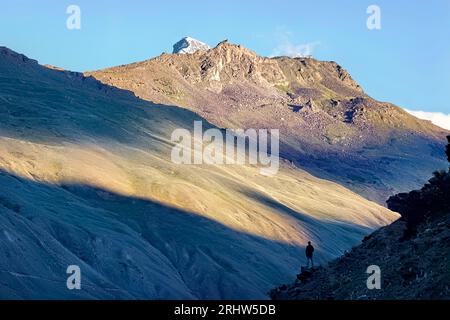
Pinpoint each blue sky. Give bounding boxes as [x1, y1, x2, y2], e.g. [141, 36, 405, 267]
[1, 0, 449, 115]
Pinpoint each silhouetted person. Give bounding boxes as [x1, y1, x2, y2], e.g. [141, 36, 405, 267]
[305, 241, 314, 268]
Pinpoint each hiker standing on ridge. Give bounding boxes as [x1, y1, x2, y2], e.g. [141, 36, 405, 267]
[305, 241, 314, 268]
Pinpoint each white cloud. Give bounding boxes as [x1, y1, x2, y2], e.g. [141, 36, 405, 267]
[270, 28, 319, 58]
[271, 40, 320, 58]
[405, 109, 450, 131]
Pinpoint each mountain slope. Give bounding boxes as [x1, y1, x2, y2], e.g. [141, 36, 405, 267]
[271, 211, 450, 300]
[271, 163, 450, 300]
[0, 47, 398, 299]
[88, 40, 449, 204]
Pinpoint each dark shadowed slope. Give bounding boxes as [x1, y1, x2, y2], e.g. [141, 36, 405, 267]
[271, 212, 450, 300]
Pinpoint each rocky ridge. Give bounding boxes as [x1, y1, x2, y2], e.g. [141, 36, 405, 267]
[88, 40, 449, 203]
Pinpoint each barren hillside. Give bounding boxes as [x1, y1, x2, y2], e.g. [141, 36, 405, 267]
[89, 41, 449, 203]
[0, 47, 398, 299]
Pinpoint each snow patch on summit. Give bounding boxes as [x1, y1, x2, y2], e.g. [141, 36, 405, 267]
[173, 37, 210, 54]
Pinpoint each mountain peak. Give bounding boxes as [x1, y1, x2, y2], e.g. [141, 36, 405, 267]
[172, 37, 210, 54]
[212, 39, 255, 54]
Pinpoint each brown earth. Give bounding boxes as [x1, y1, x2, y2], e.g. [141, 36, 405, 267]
[88, 40, 449, 203]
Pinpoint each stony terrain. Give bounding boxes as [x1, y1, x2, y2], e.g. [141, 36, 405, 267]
[272, 145, 450, 300]
[271, 210, 450, 300]
[89, 40, 449, 203]
[0, 47, 398, 299]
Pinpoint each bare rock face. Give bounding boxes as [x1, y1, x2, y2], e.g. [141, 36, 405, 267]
[88, 40, 449, 204]
[172, 37, 210, 54]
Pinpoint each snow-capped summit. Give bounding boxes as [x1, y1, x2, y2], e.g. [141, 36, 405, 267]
[172, 37, 210, 54]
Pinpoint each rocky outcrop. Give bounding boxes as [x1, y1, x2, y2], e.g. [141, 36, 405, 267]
[272, 144, 450, 300]
[271, 209, 450, 300]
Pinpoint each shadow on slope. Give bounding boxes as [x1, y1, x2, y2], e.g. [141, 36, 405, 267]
[240, 188, 374, 258]
[0, 169, 355, 300]
[0, 62, 208, 149]
[0, 48, 397, 299]
[1, 48, 446, 208]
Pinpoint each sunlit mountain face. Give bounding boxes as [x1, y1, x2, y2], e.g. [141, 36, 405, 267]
[88, 40, 449, 205]
[0, 46, 399, 299]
